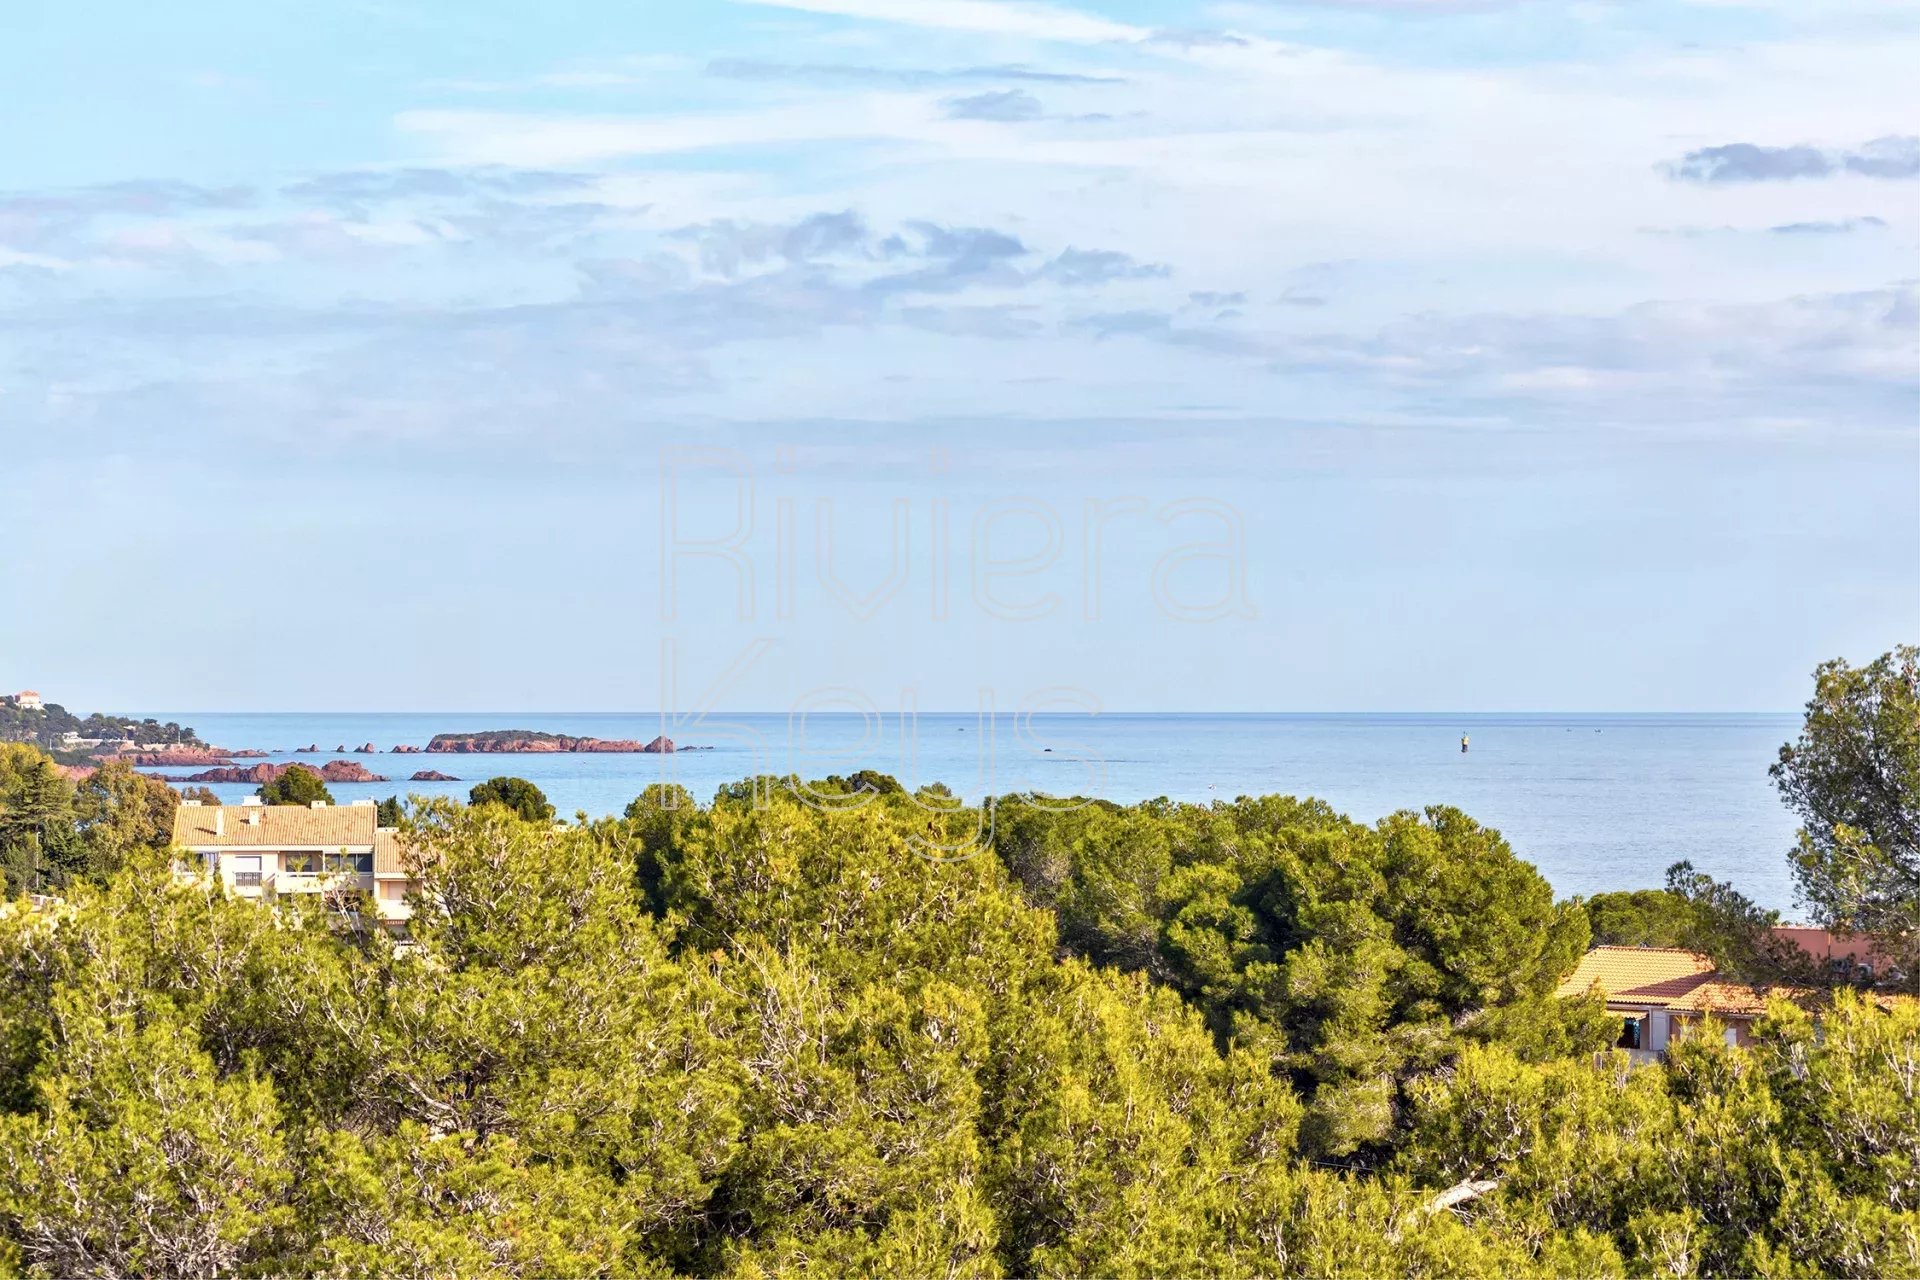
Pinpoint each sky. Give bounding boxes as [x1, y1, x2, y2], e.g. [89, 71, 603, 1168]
[1, 0, 1916, 714]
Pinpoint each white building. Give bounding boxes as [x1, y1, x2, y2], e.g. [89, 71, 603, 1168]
[171, 799, 420, 933]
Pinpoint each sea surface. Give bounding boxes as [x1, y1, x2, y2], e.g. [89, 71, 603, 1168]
[134, 711, 1805, 912]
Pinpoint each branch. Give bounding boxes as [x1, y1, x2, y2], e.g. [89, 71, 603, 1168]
[1421, 1178, 1501, 1217]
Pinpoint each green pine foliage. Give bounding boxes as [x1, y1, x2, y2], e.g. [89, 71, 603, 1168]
[987, 793, 1615, 1157]
[0, 748, 1916, 1276]
[469, 776, 556, 823]
[1401, 994, 1920, 1277]
[1773, 644, 1920, 990]
[1, 746, 181, 895]
[258, 765, 335, 808]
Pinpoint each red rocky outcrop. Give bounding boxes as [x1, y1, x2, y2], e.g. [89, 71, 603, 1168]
[110, 748, 233, 767]
[317, 760, 387, 782]
[164, 760, 390, 785]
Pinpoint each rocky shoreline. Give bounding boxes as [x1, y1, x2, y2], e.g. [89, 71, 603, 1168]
[129, 730, 702, 777]
[161, 760, 390, 784]
[110, 747, 240, 767]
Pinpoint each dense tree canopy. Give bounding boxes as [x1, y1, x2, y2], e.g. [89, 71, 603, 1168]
[0, 744, 75, 895]
[469, 776, 555, 823]
[71, 760, 182, 881]
[1773, 644, 1920, 986]
[1401, 993, 1920, 1277]
[985, 792, 1613, 1156]
[258, 765, 335, 808]
[0, 749, 1916, 1276]
[0, 750, 179, 895]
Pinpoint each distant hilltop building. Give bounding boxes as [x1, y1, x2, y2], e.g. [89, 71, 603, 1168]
[3, 690, 45, 711]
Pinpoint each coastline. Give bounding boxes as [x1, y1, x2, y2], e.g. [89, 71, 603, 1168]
[118, 710, 1805, 912]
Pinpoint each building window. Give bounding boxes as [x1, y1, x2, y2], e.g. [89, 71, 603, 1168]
[1617, 1016, 1643, 1050]
[323, 852, 372, 875]
[283, 852, 319, 875]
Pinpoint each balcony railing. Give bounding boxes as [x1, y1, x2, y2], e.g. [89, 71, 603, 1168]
[232, 871, 265, 888]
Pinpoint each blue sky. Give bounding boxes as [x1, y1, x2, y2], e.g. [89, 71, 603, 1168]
[2, 0, 1916, 713]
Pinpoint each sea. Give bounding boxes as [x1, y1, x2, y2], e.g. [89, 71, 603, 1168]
[135, 711, 1806, 912]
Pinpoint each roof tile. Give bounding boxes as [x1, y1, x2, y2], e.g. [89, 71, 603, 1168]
[172, 805, 377, 849]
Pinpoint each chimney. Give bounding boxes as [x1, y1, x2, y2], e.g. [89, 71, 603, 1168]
[310, 800, 328, 809]
[247, 809, 261, 827]
[182, 799, 202, 808]
[214, 809, 224, 837]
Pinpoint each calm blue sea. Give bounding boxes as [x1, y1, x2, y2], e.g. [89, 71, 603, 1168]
[134, 711, 1805, 912]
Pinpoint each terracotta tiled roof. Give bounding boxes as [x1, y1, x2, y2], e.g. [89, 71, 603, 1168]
[1558, 945, 1808, 1017]
[373, 828, 408, 877]
[1557, 946, 1715, 1004]
[1667, 980, 1778, 1017]
[172, 804, 377, 849]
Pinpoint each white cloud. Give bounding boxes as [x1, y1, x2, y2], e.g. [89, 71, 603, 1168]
[0, 247, 69, 271]
[730, 0, 1149, 44]
[395, 96, 934, 166]
[9, 0, 1919, 453]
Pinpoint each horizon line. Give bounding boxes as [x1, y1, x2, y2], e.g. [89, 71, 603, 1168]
[118, 707, 1803, 717]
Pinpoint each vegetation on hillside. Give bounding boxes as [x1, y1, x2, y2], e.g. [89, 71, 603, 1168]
[0, 702, 203, 753]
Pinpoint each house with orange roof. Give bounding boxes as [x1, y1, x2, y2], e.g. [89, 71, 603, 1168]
[3, 690, 45, 711]
[1555, 945, 1800, 1058]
